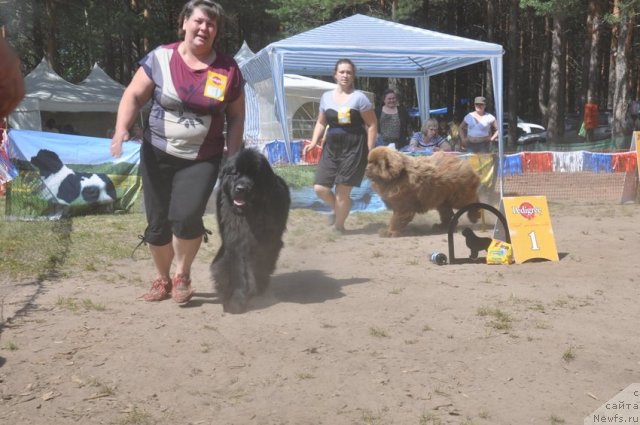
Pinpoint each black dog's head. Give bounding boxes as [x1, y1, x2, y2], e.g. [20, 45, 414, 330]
[220, 148, 276, 214]
[30, 149, 64, 177]
[462, 227, 474, 238]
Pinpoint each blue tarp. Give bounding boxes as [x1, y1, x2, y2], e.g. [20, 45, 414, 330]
[407, 107, 448, 118]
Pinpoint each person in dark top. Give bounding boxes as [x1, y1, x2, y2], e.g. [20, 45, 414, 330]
[375, 88, 410, 149]
[110, 0, 245, 303]
[302, 59, 377, 233]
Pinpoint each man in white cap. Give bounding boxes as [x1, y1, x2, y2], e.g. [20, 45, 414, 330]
[459, 96, 498, 153]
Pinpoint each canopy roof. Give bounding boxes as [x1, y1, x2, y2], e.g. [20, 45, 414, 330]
[78, 63, 126, 102]
[15, 59, 122, 113]
[242, 14, 503, 81]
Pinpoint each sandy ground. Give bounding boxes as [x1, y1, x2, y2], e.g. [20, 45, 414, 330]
[1, 201, 639, 425]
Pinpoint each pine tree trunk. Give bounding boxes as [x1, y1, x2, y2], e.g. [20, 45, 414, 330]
[607, 0, 619, 109]
[546, 15, 566, 141]
[586, 0, 603, 103]
[484, 0, 495, 108]
[506, 0, 519, 148]
[45, 0, 57, 69]
[612, 12, 632, 136]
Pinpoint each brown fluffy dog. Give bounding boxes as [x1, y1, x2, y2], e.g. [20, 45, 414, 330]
[365, 147, 481, 237]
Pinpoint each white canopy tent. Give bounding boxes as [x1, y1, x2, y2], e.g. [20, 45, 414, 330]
[8, 59, 124, 137]
[78, 62, 126, 97]
[234, 41, 373, 142]
[241, 14, 505, 191]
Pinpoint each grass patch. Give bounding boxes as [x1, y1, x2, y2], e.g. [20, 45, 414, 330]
[0, 219, 71, 280]
[419, 412, 442, 425]
[360, 408, 388, 425]
[296, 372, 315, 380]
[562, 346, 576, 362]
[3, 341, 19, 351]
[0, 205, 147, 281]
[273, 164, 316, 189]
[114, 408, 154, 425]
[477, 306, 513, 331]
[0, 205, 391, 283]
[88, 377, 116, 397]
[56, 297, 106, 312]
[369, 327, 389, 338]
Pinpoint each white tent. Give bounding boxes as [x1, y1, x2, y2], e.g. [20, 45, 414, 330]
[8, 59, 123, 137]
[235, 41, 373, 143]
[78, 62, 126, 98]
[241, 14, 505, 191]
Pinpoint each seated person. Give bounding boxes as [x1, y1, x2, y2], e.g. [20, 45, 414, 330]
[61, 123, 77, 135]
[44, 118, 59, 133]
[406, 118, 452, 152]
[446, 121, 461, 151]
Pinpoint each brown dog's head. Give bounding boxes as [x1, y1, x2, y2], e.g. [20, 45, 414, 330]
[365, 147, 406, 183]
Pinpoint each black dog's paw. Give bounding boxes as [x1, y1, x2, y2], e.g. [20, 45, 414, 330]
[223, 290, 248, 314]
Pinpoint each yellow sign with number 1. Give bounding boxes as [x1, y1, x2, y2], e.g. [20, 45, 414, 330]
[498, 196, 559, 263]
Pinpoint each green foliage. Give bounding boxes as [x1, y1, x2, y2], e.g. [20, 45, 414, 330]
[266, 0, 337, 35]
[519, 0, 582, 16]
[604, 0, 640, 25]
[266, 0, 399, 36]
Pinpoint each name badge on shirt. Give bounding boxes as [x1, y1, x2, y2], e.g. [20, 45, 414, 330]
[337, 106, 352, 124]
[204, 71, 227, 101]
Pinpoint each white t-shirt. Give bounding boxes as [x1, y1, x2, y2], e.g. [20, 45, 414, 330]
[463, 112, 496, 138]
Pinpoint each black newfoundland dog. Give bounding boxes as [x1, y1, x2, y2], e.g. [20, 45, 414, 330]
[211, 148, 291, 314]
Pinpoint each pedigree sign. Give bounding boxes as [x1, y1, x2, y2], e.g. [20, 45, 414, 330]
[499, 196, 559, 263]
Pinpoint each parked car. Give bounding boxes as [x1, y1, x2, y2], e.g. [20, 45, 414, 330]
[502, 117, 547, 145]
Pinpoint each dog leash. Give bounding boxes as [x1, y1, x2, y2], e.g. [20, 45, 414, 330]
[130, 229, 214, 260]
[130, 234, 147, 260]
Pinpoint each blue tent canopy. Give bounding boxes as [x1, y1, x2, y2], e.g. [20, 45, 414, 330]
[241, 14, 505, 194]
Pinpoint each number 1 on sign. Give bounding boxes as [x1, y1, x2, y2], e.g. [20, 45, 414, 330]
[499, 196, 559, 263]
[528, 231, 540, 251]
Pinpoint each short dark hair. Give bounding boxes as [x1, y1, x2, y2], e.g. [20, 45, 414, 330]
[334, 58, 356, 76]
[382, 88, 397, 102]
[178, 0, 225, 41]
